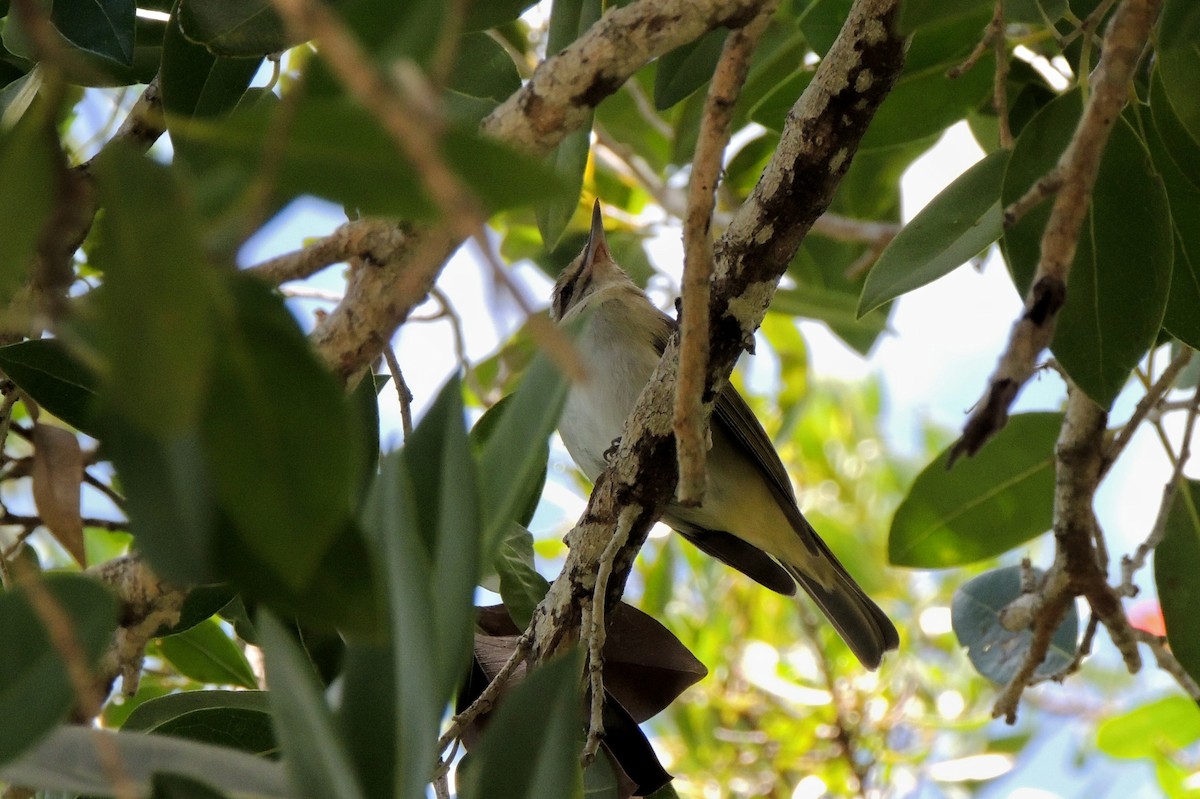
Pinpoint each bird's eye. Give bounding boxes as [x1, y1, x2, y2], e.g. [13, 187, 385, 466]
[553, 281, 573, 319]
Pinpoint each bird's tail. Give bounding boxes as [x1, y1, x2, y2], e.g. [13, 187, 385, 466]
[782, 547, 899, 670]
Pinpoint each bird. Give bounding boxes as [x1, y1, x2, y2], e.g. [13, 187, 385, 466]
[550, 200, 899, 669]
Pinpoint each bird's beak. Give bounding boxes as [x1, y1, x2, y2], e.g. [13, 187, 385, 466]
[583, 199, 611, 267]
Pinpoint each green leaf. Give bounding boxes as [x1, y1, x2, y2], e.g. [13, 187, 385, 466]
[477, 351, 570, 560]
[159, 617, 258, 689]
[184, 97, 565, 218]
[352, 377, 481, 799]
[449, 32, 521, 102]
[860, 53, 994, 150]
[654, 27, 727, 110]
[2, 726, 287, 797]
[458, 651, 584, 799]
[469, 393, 548, 530]
[51, 0, 136, 65]
[0, 339, 100, 436]
[496, 523, 551, 629]
[1158, 0, 1200, 56]
[149, 708, 277, 758]
[177, 0, 295, 57]
[399, 374, 481, 698]
[259, 611, 366, 799]
[889, 413, 1061, 568]
[859, 150, 1009, 316]
[951, 565, 1079, 683]
[1097, 696, 1200, 758]
[153, 773, 234, 799]
[0, 574, 118, 767]
[796, 0, 853, 56]
[1150, 67, 1200, 192]
[91, 142, 217, 435]
[155, 583, 238, 637]
[1003, 93, 1173, 407]
[349, 372, 386, 507]
[463, 0, 537, 31]
[101, 422, 218, 585]
[125, 689, 271, 732]
[1146, 105, 1200, 351]
[201, 276, 355, 590]
[897, 0, 991, 33]
[537, 124, 592, 250]
[1156, 32, 1200, 162]
[1155, 478, 1200, 686]
[0, 105, 54, 308]
[161, 4, 262, 137]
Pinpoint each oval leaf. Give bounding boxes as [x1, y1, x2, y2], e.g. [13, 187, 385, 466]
[951, 565, 1079, 683]
[889, 412, 1061, 568]
[158, 617, 258, 689]
[653, 27, 727, 110]
[0, 339, 100, 436]
[859, 149, 1009, 315]
[1155, 478, 1200, 686]
[178, 0, 295, 57]
[31, 422, 85, 566]
[1003, 93, 1173, 407]
[125, 689, 271, 732]
[0, 725, 288, 798]
[0, 574, 119, 767]
[1096, 696, 1200, 759]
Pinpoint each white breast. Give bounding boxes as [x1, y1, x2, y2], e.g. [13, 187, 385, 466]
[558, 301, 663, 482]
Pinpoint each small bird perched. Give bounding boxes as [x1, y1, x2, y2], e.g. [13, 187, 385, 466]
[551, 201, 899, 669]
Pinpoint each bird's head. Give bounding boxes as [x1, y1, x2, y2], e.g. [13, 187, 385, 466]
[550, 200, 638, 324]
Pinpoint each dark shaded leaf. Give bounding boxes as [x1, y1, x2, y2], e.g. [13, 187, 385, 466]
[0, 574, 118, 767]
[51, 0, 136, 64]
[259, 611, 366, 799]
[1150, 67, 1200, 192]
[458, 651, 584, 799]
[158, 617, 258, 688]
[0, 106, 54, 308]
[149, 708, 277, 758]
[449, 32, 521, 102]
[125, 689, 270, 731]
[951, 565, 1079, 683]
[1003, 93, 1173, 407]
[155, 583, 238, 637]
[178, 0, 294, 57]
[1157, 0, 1200, 57]
[476, 349, 569, 560]
[153, 773, 234, 799]
[91, 142, 217, 435]
[1154, 33, 1200, 167]
[0, 339, 100, 436]
[1146, 103, 1200, 350]
[201, 276, 354, 590]
[161, 4, 262, 143]
[859, 150, 1009, 316]
[653, 27, 726, 110]
[0, 725, 288, 797]
[897, 0, 991, 32]
[495, 523, 550, 629]
[890, 413, 1061, 568]
[1156, 478, 1200, 686]
[184, 97, 565, 218]
[463, 0, 537, 31]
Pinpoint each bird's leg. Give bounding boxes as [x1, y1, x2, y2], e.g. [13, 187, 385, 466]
[603, 436, 621, 466]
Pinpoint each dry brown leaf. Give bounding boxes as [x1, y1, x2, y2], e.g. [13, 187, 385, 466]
[31, 422, 86, 566]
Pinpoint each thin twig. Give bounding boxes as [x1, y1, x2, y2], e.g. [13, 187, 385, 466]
[1102, 347, 1194, 475]
[676, 5, 773, 505]
[436, 633, 533, 754]
[381, 347, 414, 440]
[1135, 629, 1200, 699]
[992, 0, 1014, 148]
[947, 0, 1006, 79]
[1119, 383, 1200, 593]
[1002, 169, 1064, 228]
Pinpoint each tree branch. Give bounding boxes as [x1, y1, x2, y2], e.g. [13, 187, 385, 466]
[951, 0, 1162, 461]
[676, 4, 774, 505]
